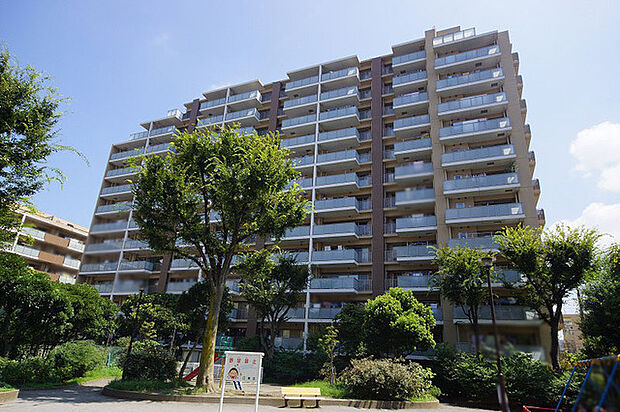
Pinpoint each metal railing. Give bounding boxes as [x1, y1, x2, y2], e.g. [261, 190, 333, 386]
[438, 92, 507, 113]
[91, 221, 128, 233]
[282, 113, 316, 128]
[225, 108, 259, 121]
[394, 244, 436, 259]
[395, 188, 435, 204]
[393, 70, 427, 86]
[283, 94, 317, 109]
[200, 97, 226, 109]
[433, 27, 475, 46]
[395, 215, 437, 230]
[440, 117, 511, 138]
[96, 202, 132, 214]
[435, 45, 500, 67]
[393, 50, 426, 66]
[446, 203, 524, 220]
[394, 138, 432, 153]
[393, 92, 429, 107]
[320, 86, 359, 101]
[321, 67, 358, 82]
[106, 166, 139, 178]
[80, 262, 118, 273]
[436, 68, 504, 90]
[442, 144, 514, 164]
[197, 115, 224, 127]
[228, 90, 260, 103]
[394, 114, 430, 130]
[448, 236, 498, 249]
[318, 127, 359, 142]
[285, 76, 319, 90]
[101, 184, 132, 195]
[319, 106, 359, 121]
[395, 162, 434, 177]
[444, 172, 519, 192]
[281, 134, 315, 147]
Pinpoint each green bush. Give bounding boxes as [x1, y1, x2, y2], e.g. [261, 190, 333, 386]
[235, 336, 261, 352]
[47, 341, 105, 382]
[119, 340, 177, 382]
[1, 357, 51, 386]
[340, 358, 434, 401]
[262, 351, 324, 385]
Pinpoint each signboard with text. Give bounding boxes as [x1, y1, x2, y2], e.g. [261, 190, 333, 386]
[219, 351, 264, 412]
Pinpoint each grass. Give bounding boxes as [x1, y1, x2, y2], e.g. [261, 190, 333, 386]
[290, 380, 348, 398]
[17, 366, 122, 389]
[0, 384, 16, 392]
[107, 378, 189, 393]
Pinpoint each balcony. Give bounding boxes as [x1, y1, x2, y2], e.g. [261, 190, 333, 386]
[100, 184, 132, 199]
[229, 308, 249, 321]
[436, 68, 504, 95]
[393, 138, 432, 161]
[292, 155, 314, 172]
[110, 148, 143, 162]
[128, 130, 148, 141]
[315, 173, 368, 193]
[312, 249, 369, 266]
[308, 307, 343, 321]
[84, 241, 123, 254]
[170, 258, 200, 271]
[227, 90, 261, 109]
[393, 92, 429, 113]
[281, 113, 316, 135]
[197, 115, 224, 128]
[80, 261, 118, 274]
[280, 225, 311, 241]
[95, 202, 132, 215]
[199, 97, 226, 111]
[440, 117, 512, 143]
[448, 236, 498, 251]
[92, 283, 114, 294]
[280, 134, 315, 154]
[225, 279, 241, 294]
[105, 166, 139, 182]
[287, 307, 306, 320]
[454, 305, 541, 325]
[281, 251, 309, 264]
[395, 188, 436, 209]
[68, 239, 85, 252]
[313, 222, 370, 240]
[393, 274, 437, 290]
[149, 125, 179, 142]
[320, 86, 359, 107]
[321, 67, 359, 86]
[393, 114, 430, 137]
[455, 342, 546, 361]
[309, 276, 370, 293]
[433, 27, 476, 47]
[285, 177, 313, 192]
[167, 281, 197, 293]
[317, 128, 360, 149]
[90, 221, 128, 234]
[442, 144, 515, 169]
[146, 142, 175, 154]
[319, 106, 359, 129]
[13, 244, 40, 259]
[392, 71, 427, 92]
[20, 226, 45, 240]
[438, 92, 508, 120]
[124, 239, 150, 250]
[223, 108, 260, 126]
[285, 75, 319, 92]
[395, 215, 437, 234]
[434, 45, 501, 71]
[394, 244, 436, 261]
[314, 197, 362, 217]
[392, 50, 426, 69]
[274, 337, 303, 350]
[394, 162, 434, 184]
[446, 203, 525, 224]
[119, 260, 154, 273]
[316, 149, 359, 171]
[283, 94, 317, 111]
[443, 172, 520, 196]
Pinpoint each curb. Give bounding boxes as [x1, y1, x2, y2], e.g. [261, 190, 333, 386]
[0, 389, 19, 403]
[102, 386, 440, 409]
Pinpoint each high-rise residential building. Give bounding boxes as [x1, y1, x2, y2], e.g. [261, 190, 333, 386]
[4, 208, 87, 283]
[79, 26, 549, 359]
[561, 314, 584, 353]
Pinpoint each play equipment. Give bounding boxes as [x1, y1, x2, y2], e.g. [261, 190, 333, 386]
[182, 335, 234, 381]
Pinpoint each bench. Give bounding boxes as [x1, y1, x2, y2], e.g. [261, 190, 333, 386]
[281, 387, 323, 408]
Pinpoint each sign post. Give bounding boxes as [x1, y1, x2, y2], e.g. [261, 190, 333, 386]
[218, 351, 264, 412]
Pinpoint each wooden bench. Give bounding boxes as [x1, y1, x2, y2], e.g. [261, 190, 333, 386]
[281, 387, 323, 408]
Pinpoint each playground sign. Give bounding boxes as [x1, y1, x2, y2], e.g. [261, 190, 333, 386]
[218, 351, 264, 412]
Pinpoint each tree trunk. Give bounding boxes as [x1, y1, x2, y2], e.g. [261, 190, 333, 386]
[195, 284, 224, 391]
[179, 334, 202, 380]
[471, 308, 480, 356]
[549, 318, 560, 371]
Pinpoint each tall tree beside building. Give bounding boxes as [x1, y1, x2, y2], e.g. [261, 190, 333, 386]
[131, 126, 307, 390]
[495, 224, 599, 370]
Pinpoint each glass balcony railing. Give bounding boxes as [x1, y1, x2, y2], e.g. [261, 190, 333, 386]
[228, 90, 260, 103]
[93, 283, 114, 293]
[197, 115, 224, 127]
[147, 142, 175, 153]
[281, 134, 315, 148]
[318, 127, 359, 142]
[454, 305, 539, 321]
[110, 148, 142, 160]
[150, 125, 178, 137]
[129, 130, 149, 140]
[320, 86, 359, 101]
[280, 251, 309, 264]
[285, 76, 319, 90]
[287, 307, 306, 319]
[444, 172, 519, 192]
[395, 162, 434, 178]
[395, 215, 437, 230]
[225, 108, 259, 121]
[437, 68, 504, 90]
[395, 188, 436, 204]
[321, 67, 358, 82]
[20, 226, 46, 240]
[395, 274, 436, 289]
[292, 155, 314, 168]
[440, 117, 511, 138]
[101, 184, 132, 196]
[200, 97, 226, 110]
[171, 258, 200, 270]
[319, 106, 359, 121]
[312, 248, 369, 263]
[14, 244, 40, 258]
[282, 226, 311, 238]
[433, 27, 476, 46]
[394, 244, 436, 259]
[124, 239, 150, 249]
[68, 238, 85, 252]
[393, 70, 427, 86]
[442, 144, 514, 164]
[285, 177, 313, 191]
[80, 262, 118, 273]
[394, 138, 432, 153]
[283, 94, 317, 109]
[167, 281, 197, 293]
[85, 242, 124, 253]
[394, 114, 430, 130]
[438, 92, 507, 113]
[309, 276, 370, 291]
[308, 307, 343, 319]
[316, 173, 366, 187]
[393, 50, 426, 66]
[119, 260, 154, 271]
[435, 45, 500, 68]
[314, 196, 357, 211]
[448, 236, 498, 250]
[106, 166, 139, 178]
[496, 269, 522, 284]
[313, 222, 365, 237]
[317, 149, 358, 164]
[446, 203, 524, 221]
[96, 202, 132, 214]
[393, 92, 429, 107]
[91, 221, 128, 233]
[281, 113, 316, 128]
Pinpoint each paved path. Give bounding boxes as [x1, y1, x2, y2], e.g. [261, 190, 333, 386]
[1, 379, 492, 411]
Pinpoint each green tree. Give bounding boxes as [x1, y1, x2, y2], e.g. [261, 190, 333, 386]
[235, 249, 309, 357]
[580, 243, 620, 356]
[434, 246, 495, 355]
[334, 303, 366, 357]
[0, 48, 80, 242]
[495, 224, 600, 370]
[363, 288, 435, 358]
[176, 280, 233, 379]
[61, 283, 118, 343]
[131, 126, 306, 389]
[318, 325, 339, 385]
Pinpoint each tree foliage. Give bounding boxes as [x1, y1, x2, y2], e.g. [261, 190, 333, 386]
[318, 325, 339, 385]
[235, 249, 309, 357]
[131, 125, 306, 389]
[495, 224, 600, 370]
[334, 303, 367, 357]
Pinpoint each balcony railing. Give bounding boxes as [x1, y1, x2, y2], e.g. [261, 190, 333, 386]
[119, 260, 154, 271]
[314, 196, 358, 212]
[435, 45, 500, 68]
[313, 222, 369, 237]
[129, 130, 148, 141]
[200, 97, 226, 110]
[93, 283, 114, 293]
[394, 114, 430, 130]
[394, 138, 432, 153]
[171, 258, 200, 270]
[292, 155, 314, 168]
[286, 76, 319, 90]
[444, 172, 519, 192]
[318, 127, 359, 142]
[85, 242, 123, 253]
[282, 226, 311, 239]
[440, 117, 511, 139]
[308, 307, 342, 319]
[321, 67, 358, 82]
[454, 305, 539, 321]
[393, 92, 429, 107]
[228, 90, 260, 103]
[395, 215, 437, 231]
[394, 274, 436, 289]
[319, 106, 359, 121]
[14, 244, 40, 258]
[315, 173, 368, 188]
[443, 144, 515, 165]
[281, 134, 315, 148]
[68, 238, 85, 252]
[393, 50, 426, 66]
[395, 188, 435, 204]
[446, 203, 524, 221]
[433, 27, 476, 46]
[101, 184, 132, 196]
[225, 108, 259, 121]
[312, 248, 369, 263]
[167, 281, 197, 293]
[395, 162, 434, 178]
[91, 221, 128, 233]
[96, 202, 132, 214]
[394, 244, 436, 259]
[110, 148, 142, 160]
[283, 94, 317, 109]
[124, 239, 150, 249]
[393, 70, 427, 86]
[448, 236, 497, 250]
[20, 226, 46, 240]
[63, 257, 81, 268]
[320, 86, 359, 101]
[106, 166, 139, 178]
[281, 113, 316, 128]
[80, 262, 118, 273]
[436, 68, 504, 90]
[309, 276, 370, 291]
[317, 149, 358, 164]
[150, 125, 178, 137]
[438, 92, 507, 114]
[198, 115, 224, 128]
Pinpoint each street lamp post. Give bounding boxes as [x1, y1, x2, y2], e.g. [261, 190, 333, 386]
[122, 287, 145, 380]
[481, 256, 510, 412]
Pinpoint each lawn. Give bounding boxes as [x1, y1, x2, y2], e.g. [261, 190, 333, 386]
[18, 367, 122, 389]
[0, 384, 16, 392]
[107, 378, 189, 393]
[290, 380, 347, 398]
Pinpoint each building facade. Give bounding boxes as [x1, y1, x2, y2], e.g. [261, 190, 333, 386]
[561, 314, 584, 353]
[5, 208, 87, 283]
[79, 26, 549, 359]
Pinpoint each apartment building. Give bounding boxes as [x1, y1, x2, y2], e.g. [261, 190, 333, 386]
[5, 208, 87, 283]
[79, 26, 549, 359]
[561, 314, 584, 353]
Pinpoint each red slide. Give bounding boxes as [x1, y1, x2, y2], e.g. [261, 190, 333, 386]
[182, 354, 222, 381]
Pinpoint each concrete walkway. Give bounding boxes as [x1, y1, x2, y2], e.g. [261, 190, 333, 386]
[1, 379, 492, 411]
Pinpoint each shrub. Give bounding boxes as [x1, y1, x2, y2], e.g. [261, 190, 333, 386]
[235, 336, 261, 352]
[340, 358, 434, 401]
[1, 357, 51, 385]
[119, 340, 176, 381]
[47, 341, 105, 382]
[262, 351, 324, 385]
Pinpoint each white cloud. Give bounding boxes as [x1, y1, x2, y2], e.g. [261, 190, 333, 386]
[569, 121, 620, 190]
[553, 202, 620, 248]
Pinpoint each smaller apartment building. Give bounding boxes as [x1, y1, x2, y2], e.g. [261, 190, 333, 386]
[4, 208, 87, 283]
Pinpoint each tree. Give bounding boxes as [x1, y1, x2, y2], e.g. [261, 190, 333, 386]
[334, 303, 366, 357]
[580, 243, 620, 356]
[61, 283, 117, 343]
[131, 126, 306, 389]
[434, 246, 495, 355]
[495, 224, 600, 370]
[363, 288, 435, 358]
[235, 249, 309, 357]
[318, 325, 339, 385]
[0, 48, 79, 243]
[176, 280, 233, 379]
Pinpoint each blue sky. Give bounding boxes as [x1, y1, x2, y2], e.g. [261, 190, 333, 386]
[1, 0, 619, 244]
